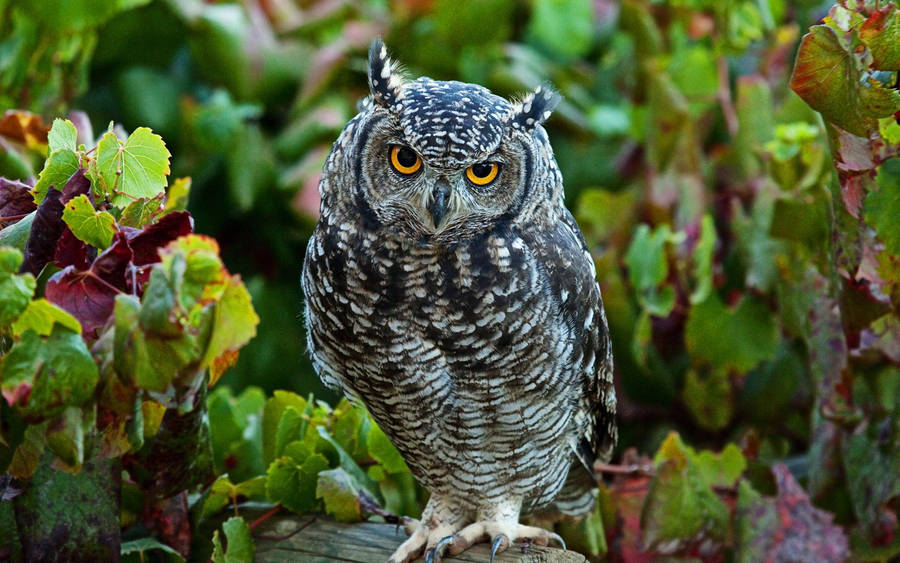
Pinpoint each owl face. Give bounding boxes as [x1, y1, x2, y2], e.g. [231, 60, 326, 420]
[350, 40, 561, 241]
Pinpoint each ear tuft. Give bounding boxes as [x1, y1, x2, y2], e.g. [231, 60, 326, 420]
[368, 39, 403, 108]
[508, 83, 560, 131]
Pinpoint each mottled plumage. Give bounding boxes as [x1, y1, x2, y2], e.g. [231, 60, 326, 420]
[302, 40, 616, 562]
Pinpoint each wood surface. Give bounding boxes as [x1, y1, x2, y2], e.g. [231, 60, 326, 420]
[254, 515, 586, 562]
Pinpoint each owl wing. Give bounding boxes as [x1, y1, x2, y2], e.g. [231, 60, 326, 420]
[533, 208, 617, 475]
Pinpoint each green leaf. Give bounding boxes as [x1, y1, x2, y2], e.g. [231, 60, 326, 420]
[642, 433, 731, 553]
[682, 369, 733, 431]
[211, 516, 254, 563]
[47, 119, 78, 153]
[97, 127, 171, 207]
[317, 467, 366, 522]
[368, 423, 408, 474]
[0, 211, 36, 251]
[689, 214, 716, 305]
[685, 294, 777, 373]
[0, 327, 99, 421]
[859, 4, 900, 71]
[789, 25, 898, 136]
[11, 298, 81, 336]
[624, 224, 682, 317]
[32, 149, 79, 204]
[527, 0, 593, 59]
[274, 407, 305, 460]
[262, 391, 308, 464]
[265, 453, 329, 514]
[865, 166, 900, 255]
[165, 177, 191, 213]
[45, 406, 85, 469]
[316, 425, 379, 494]
[204, 274, 259, 385]
[118, 195, 163, 228]
[62, 194, 116, 249]
[0, 247, 35, 326]
[121, 537, 186, 562]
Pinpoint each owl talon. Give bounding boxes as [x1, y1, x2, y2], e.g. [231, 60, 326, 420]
[548, 532, 566, 551]
[489, 534, 510, 562]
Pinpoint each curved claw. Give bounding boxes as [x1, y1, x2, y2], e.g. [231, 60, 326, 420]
[548, 532, 566, 551]
[490, 534, 509, 563]
[434, 535, 455, 555]
[424, 547, 437, 563]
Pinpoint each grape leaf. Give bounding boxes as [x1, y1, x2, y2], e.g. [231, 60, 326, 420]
[204, 274, 259, 385]
[62, 194, 116, 249]
[47, 119, 77, 153]
[0, 178, 36, 217]
[865, 166, 900, 255]
[368, 422, 408, 474]
[642, 432, 733, 555]
[32, 150, 79, 205]
[11, 298, 81, 336]
[859, 3, 900, 71]
[624, 224, 681, 317]
[317, 467, 364, 522]
[265, 453, 329, 514]
[96, 128, 171, 207]
[0, 246, 36, 326]
[20, 188, 65, 275]
[789, 25, 897, 136]
[119, 195, 163, 228]
[211, 516, 254, 563]
[121, 537, 185, 563]
[736, 464, 849, 562]
[262, 392, 308, 465]
[685, 294, 777, 372]
[45, 232, 132, 336]
[0, 326, 99, 422]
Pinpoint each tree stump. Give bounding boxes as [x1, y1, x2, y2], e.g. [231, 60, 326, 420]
[254, 515, 586, 562]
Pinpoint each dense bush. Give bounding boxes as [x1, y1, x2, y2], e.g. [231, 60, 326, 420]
[1, 0, 899, 560]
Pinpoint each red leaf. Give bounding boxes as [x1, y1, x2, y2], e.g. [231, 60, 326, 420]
[126, 211, 193, 266]
[60, 168, 92, 204]
[738, 464, 849, 562]
[54, 228, 90, 270]
[45, 232, 133, 336]
[0, 177, 36, 217]
[1, 381, 31, 407]
[20, 187, 65, 275]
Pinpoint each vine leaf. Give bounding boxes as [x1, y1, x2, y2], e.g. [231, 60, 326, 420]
[859, 3, 900, 71]
[736, 464, 849, 562]
[790, 25, 900, 137]
[62, 194, 116, 249]
[47, 119, 77, 153]
[96, 127, 171, 207]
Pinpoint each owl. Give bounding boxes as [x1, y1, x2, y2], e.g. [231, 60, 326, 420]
[302, 40, 616, 562]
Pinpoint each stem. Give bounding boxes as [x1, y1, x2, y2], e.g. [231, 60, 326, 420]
[248, 505, 282, 531]
[717, 56, 738, 137]
[0, 213, 29, 223]
[596, 462, 654, 476]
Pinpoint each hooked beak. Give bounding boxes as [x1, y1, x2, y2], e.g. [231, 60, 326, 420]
[429, 181, 450, 227]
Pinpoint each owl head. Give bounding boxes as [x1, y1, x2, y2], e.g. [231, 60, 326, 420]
[326, 39, 563, 242]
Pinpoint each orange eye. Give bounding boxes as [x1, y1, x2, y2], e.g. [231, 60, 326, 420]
[465, 162, 500, 186]
[390, 145, 422, 175]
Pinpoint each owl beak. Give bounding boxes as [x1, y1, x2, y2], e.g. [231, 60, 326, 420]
[429, 181, 451, 227]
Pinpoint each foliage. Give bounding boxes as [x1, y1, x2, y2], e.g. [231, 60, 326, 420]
[1, 0, 900, 561]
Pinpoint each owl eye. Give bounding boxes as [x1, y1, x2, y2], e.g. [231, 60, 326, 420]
[389, 145, 422, 175]
[465, 162, 500, 186]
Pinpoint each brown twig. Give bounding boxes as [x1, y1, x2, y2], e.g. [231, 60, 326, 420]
[596, 462, 655, 476]
[0, 213, 29, 223]
[248, 505, 282, 531]
[717, 56, 738, 137]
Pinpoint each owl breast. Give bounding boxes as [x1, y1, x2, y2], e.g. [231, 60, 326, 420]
[303, 216, 584, 510]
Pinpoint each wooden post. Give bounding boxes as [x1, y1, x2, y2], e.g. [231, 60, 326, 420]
[254, 515, 586, 562]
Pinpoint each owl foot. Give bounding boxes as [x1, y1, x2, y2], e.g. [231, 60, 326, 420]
[423, 521, 566, 562]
